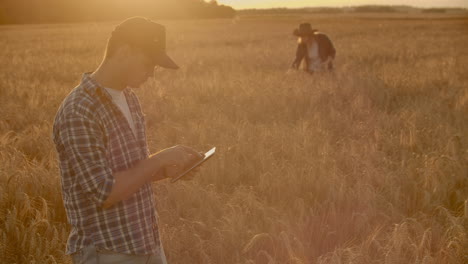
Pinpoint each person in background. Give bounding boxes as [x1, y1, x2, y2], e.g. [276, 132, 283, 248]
[291, 23, 336, 73]
[52, 16, 203, 264]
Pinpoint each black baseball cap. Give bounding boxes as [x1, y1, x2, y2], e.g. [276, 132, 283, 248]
[110, 17, 179, 69]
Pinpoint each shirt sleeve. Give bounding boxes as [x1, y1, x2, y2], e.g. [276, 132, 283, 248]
[293, 43, 307, 68]
[59, 111, 114, 206]
[324, 35, 336, 59]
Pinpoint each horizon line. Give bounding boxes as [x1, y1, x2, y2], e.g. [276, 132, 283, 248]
[229, 4, 468, 11]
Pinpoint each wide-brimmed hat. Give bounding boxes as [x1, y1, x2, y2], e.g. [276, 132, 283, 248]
[293, 23, 318, 37]
[111, 17, 179, 69]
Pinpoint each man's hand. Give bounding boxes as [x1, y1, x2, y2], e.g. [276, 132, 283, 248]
[159, 145, 203, 181]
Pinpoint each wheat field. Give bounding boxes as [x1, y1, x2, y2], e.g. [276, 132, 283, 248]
[0, 13, 467, 264]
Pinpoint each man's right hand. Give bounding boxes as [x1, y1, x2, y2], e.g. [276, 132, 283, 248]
[157, 145, 203, 180]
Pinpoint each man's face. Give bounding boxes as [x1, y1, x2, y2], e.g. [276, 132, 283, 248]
[125, 50, 157, 88]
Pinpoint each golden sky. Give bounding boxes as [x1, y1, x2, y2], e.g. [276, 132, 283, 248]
[217, 0, 468, 9]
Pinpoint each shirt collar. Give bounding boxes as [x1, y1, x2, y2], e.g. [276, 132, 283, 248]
[81, 72, 132, 102]
[104, 87, 124, 101]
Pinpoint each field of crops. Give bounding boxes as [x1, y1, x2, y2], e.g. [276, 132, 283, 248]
[0, 13, 467, 263]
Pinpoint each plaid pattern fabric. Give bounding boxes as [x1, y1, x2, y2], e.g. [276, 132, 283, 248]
[52, 73, 160, 255]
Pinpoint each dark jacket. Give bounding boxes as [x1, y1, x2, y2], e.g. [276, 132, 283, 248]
[292, 32, 336, 71]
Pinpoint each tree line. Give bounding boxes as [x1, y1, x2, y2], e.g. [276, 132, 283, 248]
[0, 0, 236, 24]
[239, 5, 468, 15]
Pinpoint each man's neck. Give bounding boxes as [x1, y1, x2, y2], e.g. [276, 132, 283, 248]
[91, 61, 127, 91]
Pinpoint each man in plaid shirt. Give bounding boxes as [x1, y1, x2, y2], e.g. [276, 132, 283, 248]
[52, 17, 202, 264]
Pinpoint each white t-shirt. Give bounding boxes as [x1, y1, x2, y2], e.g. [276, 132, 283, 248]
[104, 87, 137, 137]
[307, 41, 322, 71]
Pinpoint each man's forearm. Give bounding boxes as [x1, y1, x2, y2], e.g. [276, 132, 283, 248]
[102, 145, 201, 208]
[102, 154, 166, 209]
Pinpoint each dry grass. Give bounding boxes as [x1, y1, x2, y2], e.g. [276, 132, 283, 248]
[0, 13, 467, 264]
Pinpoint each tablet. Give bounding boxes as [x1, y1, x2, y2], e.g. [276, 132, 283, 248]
[170, 147, 216, 183]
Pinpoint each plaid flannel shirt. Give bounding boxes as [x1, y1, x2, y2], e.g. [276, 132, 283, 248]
[52, 73, 160, 255]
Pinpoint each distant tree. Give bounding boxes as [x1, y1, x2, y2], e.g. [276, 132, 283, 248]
[310, 7, 343, 14]
[239, 8, 308, 15]
[422, 8, 446, 13]
[353, 5, 397, 13]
